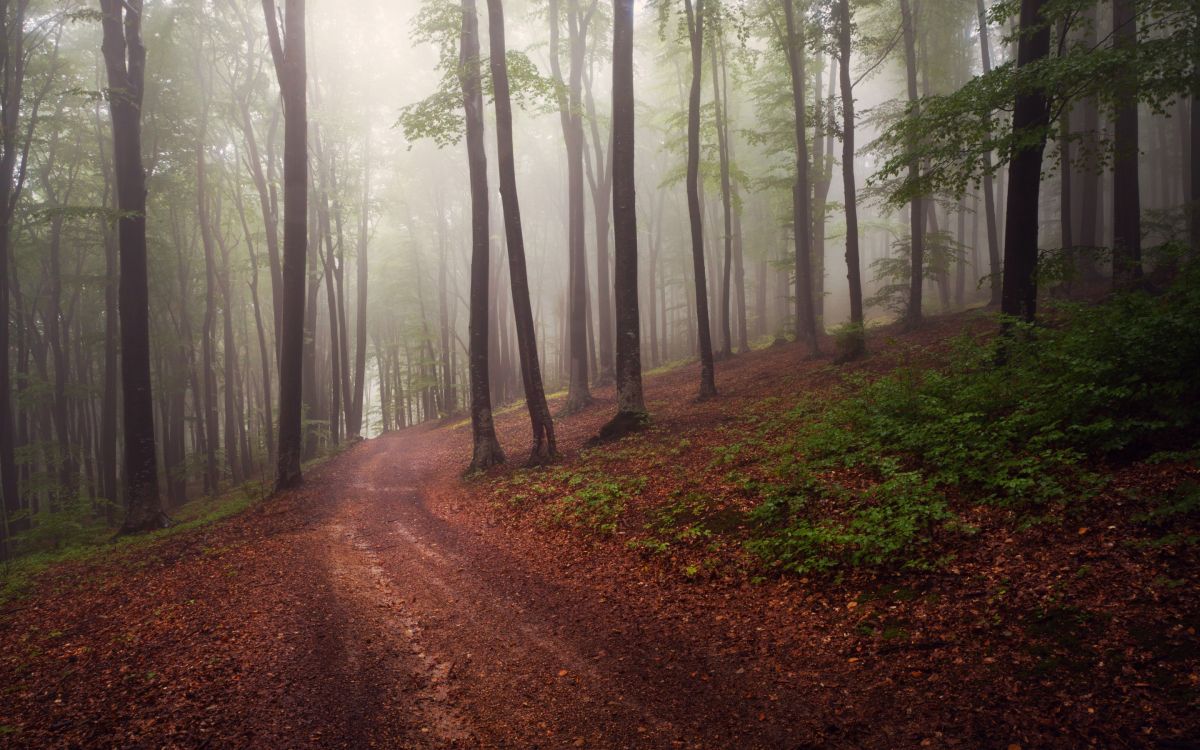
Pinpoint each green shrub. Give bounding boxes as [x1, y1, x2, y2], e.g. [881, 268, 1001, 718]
[747, 262, 1200, 573]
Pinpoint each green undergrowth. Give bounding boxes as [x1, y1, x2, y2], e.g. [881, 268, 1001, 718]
[502, 462, 648, 536]
[492, 264, 1200, 579]
[744, 262, 1200, 574]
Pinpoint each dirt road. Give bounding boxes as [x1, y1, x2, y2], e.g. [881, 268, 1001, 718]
[304, 432, 819, 749]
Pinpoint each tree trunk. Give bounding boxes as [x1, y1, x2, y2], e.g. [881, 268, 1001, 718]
[900, 0, 925, 326]
[460, 0, 504, 470]
[710, 31, 734, 359]
[599, 0, 648, 439]
[262, 0, 308, 491]
[487, 0, 557, 462]
[100, 0, 165, 531]
[348, 135, 370, 438]
[837, 0, 864, 359]
[549, 0, 594, 413]
[215, 197, 244, 486]
[999, 0, 1051, 323]
[197, 140, 221, 494]
[684, 0, 717, 399]
[1112, 0, 1142, 286]
[0, 0, 29, 551]
[975, 0, 1003, 305]
[782, 0, 819, 356]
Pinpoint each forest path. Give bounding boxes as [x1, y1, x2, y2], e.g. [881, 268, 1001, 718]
[309, 431, 806, 749]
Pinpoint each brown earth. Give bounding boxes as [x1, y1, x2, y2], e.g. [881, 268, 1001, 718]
[1, 315, 1197, 749]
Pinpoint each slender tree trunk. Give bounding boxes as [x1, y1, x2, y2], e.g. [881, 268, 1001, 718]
[487, 0, 557, 462]
[550, 0, 594, 413]
[100, 0, 164, 531]
[460, 0, 504, 470]
[236, 187, 276, 465]
[710, 31, 734, 359]
[684, 0, 717, 398]
[782, 0, 819, 356]
[0, 0, 29, 551]
[1192, 87, 1199, 250]
[1000, 0, 1051, 323]
[837, 0, 864, 358]
[975, 0, 1003, 304]
[599, 0, 647, 439]
[582, 58, 615, 387]
[215, 199, 244, 486]
[263, 0, 308, 490]
[900, 0, 925, 326]
[197, 141, 221, 493]
[348, 135, 370, 438]
[1112, 0, 1142, 285]
[436, 198, 456, 415]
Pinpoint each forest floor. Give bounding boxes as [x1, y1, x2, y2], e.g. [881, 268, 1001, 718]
[1, 312, 1198, 749]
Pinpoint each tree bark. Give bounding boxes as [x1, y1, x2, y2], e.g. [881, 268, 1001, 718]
[1111, 0, 1142, 285]
[837, 0, 864, 359]
[684, 0, 717, 399]
[900, 0, 925, 326]
[599, 0, 647, 439]
[460, 0, 504, 470]
[549, 0, 595, 413]
[782, 0, 819, 355]
[486, 0, 557, 462]
[710, 29, 734, 359]
[348, 135, 370, 438]
[975, 0, 1002, 306]
[999, 0, 1051, 323]
[100, 0, 165, 531]
[262, 0, 308, 491]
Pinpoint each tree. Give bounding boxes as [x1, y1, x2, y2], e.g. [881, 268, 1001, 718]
[0, 0, 30, 548]
[999, 0, 1051, 323]
[684, 0, 717, 399]
[899, 0, 925, 327]
[549, 0, 595, 414]
[486, 0, 557, 463]
[782, 0, 818, 356]
[836, 0, 864, 359]
[100, 0, 166, 531]
[974, 0, 1001, 306]
[262, 0, 308, 490]
[1111, 0, 1142, 285]
[460, 0, 504, 470]
[347, 134, 370, 439]
[599, 0, 647, 439]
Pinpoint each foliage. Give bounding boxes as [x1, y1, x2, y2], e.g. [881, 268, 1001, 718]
[866, 229, 965, 315]
[747, 262, 1200, 573]
[871, 0, 1200, 204]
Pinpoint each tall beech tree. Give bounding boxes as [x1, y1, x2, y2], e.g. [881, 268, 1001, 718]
[460, 0, 504, 469]
[263, 0, 308, 490]
[100, 0, 165, 531]
[975, 0, 1002, 306]
[836, 0, 864, 359]
[1111, 0, 1142, 286]
[999, 0, 1051, 323]
[486, 0, 557, 463]
[782, 0, 818, 357]
[599, 0, 647, 439]
[684, 0, 717, 399]
[899, 0, 925, 327]
[548, 0, 595, 414]
[0, 0, 31, 546]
